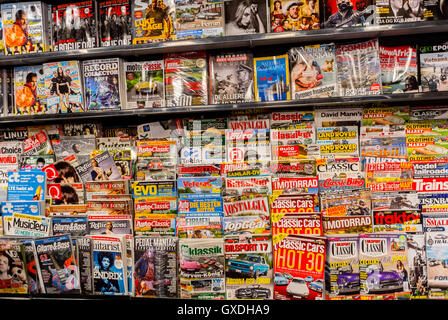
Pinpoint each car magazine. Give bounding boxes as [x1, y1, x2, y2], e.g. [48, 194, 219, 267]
[164, 51, 208, 107]
[225, 234, 273, 300]
[325, 235, 360, 300]
[124, 60, 165, 109]
[174, 0, 224, 40]
[273, 234, 326, 300]
[178, 238, 225, 299]
[358, 233, 410, 299]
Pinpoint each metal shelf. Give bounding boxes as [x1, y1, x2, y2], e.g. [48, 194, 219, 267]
[1, 20, 448, 66]
[2, 91, 448, 125]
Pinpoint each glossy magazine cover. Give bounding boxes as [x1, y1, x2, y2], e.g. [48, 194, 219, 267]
[1, 1, 47, 55]
[13, 64, 46, 115]
[43, 60, 84, 113]
[269, 0, 320, 32]
[224, 0, 268, 35]
[254, 54, 290, 101]
[99, 0, 131, 46]
[132, 0, 176, 44]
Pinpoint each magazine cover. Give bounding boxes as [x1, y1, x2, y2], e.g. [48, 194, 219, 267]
[83, 58, 125, 111]
[411, 105, 448, 121]
[375, 0, 406, 24]
[325, 235, 360, 299]
[164, 51, 208, 107]
[23, 130, 53, 156]
[47, 183, 84, 206]
[132, 0, 176, 44]
[7, 169, 46, 201]
[269, 194, 320, 213]
[419, 43, 448, 92]
[406, 232, 428, 299]
[134, 236, 178, 298]
[99, 0, 131, 47]
[271, 213, 322, 236]
[63, 122, 101, 137]
[134, 214, 177, 237]
[423, 215, 448, 299]
[89, 234, 127, 295]
[3, 213, 51, 237]
[85, 180, 128, 201]
[224, 0, 268, 35]
[178, 238, 225, 299]
[0, 127, 28, 141]
[43, 60, 84, 113]
[335, 39, 382, 97]
[269, 0, 320, 32]
[321, 0, 376, 28]
[422, 0, 448, 21]
[0, 240, 28, 294]
[131, 180, 177, 199]
[1, 1, 47, 55]
[254, 54, 290, 102]
[177, 215, 223, 238]
[225, 234, 273, 300]
[75, 151, 121, 182]
[1, 200, 45, 216]
[51, 0, 97, 51]
[359, 233, 410, 299]
[361, 105, 409, 128]
[13, 64, 46, 116]
[20, 155, 55, 169]
[273, 234, 326, 300]
[224, 175, 272, 196]
[34, 235, 81, 294]
[87, 215, 133, 235]
[209, 52, 254, 104]
[315, 107, 363, 127]
[0, 155, 19, 202]
[76, 236, 93, 295]
[379, 45, 418, 94]
[21, 239, 41, 295]
[289, 43, 337, 99]
[52, 136, 96, 162]
[51, 216, 88, 237]
[174, 0, 224, 40]
[124, 60, 165, 109]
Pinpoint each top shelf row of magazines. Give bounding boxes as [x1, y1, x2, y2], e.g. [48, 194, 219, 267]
[0, 0, 446, 66]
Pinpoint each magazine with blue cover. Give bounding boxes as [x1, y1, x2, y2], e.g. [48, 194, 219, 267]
[7, 169, 46, 201]
[254, 54, 290, 102]
[90, 234, 127, 295]
[1, 200, 45, 216]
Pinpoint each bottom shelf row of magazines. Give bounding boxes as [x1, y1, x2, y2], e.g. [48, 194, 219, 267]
[0, 230, 433, 300]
